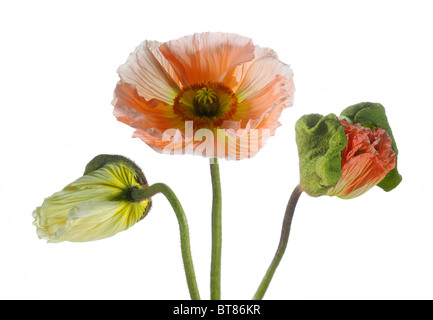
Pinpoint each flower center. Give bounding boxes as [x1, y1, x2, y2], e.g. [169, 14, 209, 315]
[173, 82, 238, 128]
[193, 87, 220, 117]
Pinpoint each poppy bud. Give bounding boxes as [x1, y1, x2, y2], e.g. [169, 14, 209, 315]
[32, 154, 151, 242]
[339, 102, 402, 191]
[296, 104, 400, 199]
[295, 113, 347, 197]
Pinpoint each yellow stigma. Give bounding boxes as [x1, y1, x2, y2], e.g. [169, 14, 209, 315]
[193, 87, 220, 117]
[195, 87, 218, 104]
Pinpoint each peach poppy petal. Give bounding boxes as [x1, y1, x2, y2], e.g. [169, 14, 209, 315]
[327, 121, 396, 199]
[159, 32, 255, 86]
[214, 123, 277, 160]
[252, 105, 285, 133]
[112, 81, 182, 132]
[231, 56, 294, 133]
[134, 124, 215, 157]
[132, 129, 186, 155]
[234, 79, 294, 126]
[234, 55, 294, 103]
[117, 40, 180, 104]
[222, 46, 278, 89]
[328, 153, 391, 199]
[145, 40, 183, 88]
[194, 96, 286, 160]
[226, 87, 288, 152]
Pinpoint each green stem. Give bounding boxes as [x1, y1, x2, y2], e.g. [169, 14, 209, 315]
[210, 158, 222, 300]
[252, 184, 303, 300]
[128, 183, 200, 300]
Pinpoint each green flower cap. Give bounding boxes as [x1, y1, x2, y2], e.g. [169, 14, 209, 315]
[339, 102, 402, 191]
[295, 113, 347, 197]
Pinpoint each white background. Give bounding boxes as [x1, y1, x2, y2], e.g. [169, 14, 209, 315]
[1, 0, 432, 300]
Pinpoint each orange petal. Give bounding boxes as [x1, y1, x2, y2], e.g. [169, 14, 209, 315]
[328, 153, 392, 199]
[159, 32, 255, 86]
[328, 121, 396, 199]
[112, 81, 182, 133]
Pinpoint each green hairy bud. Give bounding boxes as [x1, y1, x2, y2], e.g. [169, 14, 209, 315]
[295, 114, 347, 197]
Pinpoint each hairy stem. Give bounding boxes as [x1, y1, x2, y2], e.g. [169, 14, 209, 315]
[253, 184, 303, 300]
[210, 158, 222, 300]
[129, 183, 200, 300]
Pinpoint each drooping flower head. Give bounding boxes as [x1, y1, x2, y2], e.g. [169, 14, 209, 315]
[112, 32, 295, 160]
[295, 103, 401, 199]
[33, 155, 151, 242]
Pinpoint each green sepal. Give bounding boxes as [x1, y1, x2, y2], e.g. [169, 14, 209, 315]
[84, 154, 148, 188]
[339, 102, 402, 191]
[295, 114, 347, 197]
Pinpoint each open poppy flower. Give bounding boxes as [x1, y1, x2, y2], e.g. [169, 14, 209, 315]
[112, 32, 295, 160]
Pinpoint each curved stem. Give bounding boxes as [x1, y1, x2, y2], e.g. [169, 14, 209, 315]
[129, 183, 200, 300]
[210, 158, 222, 300]
[252, 184, 303, 300]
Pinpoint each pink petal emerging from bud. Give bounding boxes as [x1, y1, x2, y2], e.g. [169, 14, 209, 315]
[328, 121, 396, 199]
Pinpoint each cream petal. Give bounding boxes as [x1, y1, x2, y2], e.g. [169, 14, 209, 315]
[230, 56, 294, 138]
[52, 199, 149, 243]
[50, 201, 121, 242]
[223, 45, 277, 89]
[235, 55, 294, 103]
[117, 40, 180, 104]
[33, 186, 117, 240]
[146, 40, 183, 88]
[51, 199, 148, 243]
